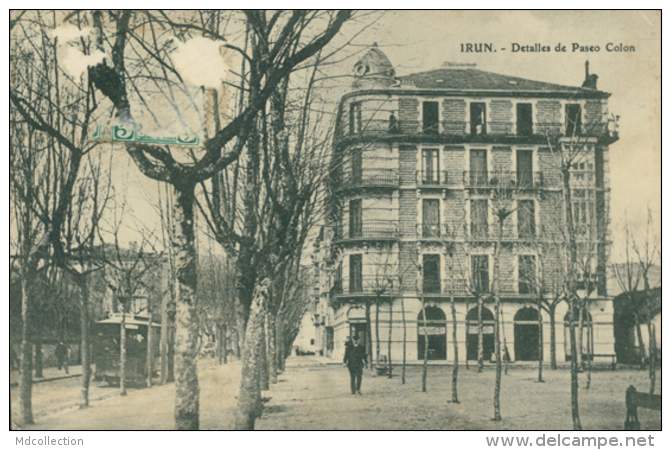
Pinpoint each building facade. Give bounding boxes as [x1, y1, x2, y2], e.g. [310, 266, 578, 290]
[314, 47, 618, 366]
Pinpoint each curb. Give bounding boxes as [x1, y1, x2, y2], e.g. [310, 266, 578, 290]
[10, 373, 82, 387]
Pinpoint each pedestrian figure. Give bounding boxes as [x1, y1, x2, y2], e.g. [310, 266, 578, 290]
[343, 335, 367, 395]
[55, 341, 69, 374]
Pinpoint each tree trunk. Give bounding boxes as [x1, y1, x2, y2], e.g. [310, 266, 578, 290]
[235, 299, 247, 356]
[538, 297, 544, 383]
[79, 278, 91, 407]
[585, 321, 592, 389]
[477, 295, 484, 373]
[19, 275, 34, 424]
[634, 315, 646, 369]
[648, 322, 656, 395]
[550, 305, 558, 370]
[276, 318, 285, 373]
[160, 290, 169, 385]
[501, 308, 509, 375]
[387, 300, 393, 378]
[421, 295, 428, 393]
[493, 294, 502, 421]
[268, 314, 277, 383]
[365, 303, 373, 372]
[375, 298, 381, 366]
[493, 221, 503, 421]
[401, 296, 406, 385]
[563, 167, 581, 430]
[34, 338, 43, 379]
[464, 301, 470, 371]
[120, 308, 127, 396]
[223, 325, 228, 364]
[172, 184, 201, 430]
[234, 282, 268, 430]
[577, 306, 584, 371]
[260, 313, 270, 392]
[146, 314, 153, 388]
[569, 299, 582, 430]
[450, 292, 459, 403]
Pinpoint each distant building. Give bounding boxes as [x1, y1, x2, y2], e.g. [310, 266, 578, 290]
[314, 46, 618, 366]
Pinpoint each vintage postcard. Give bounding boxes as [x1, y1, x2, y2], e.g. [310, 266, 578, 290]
[8, 10, 661, 437]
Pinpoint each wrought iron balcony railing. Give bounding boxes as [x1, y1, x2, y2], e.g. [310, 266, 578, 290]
[416, 223, 464, 239]
[340, 119, 615, 140]
[468, 224, 521, 241]
[342, 275, 400, 295]
[422, 278, 517, 295]
[334, 276, 522, 297]
[463, 171, 548, 189]
[345, 220, 400, 240]
[340, 169, 399, 190]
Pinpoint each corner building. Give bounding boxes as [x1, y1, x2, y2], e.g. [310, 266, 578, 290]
[315, 47, 618, 366]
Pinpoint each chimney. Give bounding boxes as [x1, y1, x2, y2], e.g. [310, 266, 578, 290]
[582, 61, 598, 89]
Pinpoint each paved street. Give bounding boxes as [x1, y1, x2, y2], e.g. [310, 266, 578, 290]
[14, 357, 661, 430]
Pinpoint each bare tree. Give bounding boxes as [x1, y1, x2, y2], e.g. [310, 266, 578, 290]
[74, 9, 353, 429]
[489, 188, 515, 421]
[10, 11, 110, 419]
[632, 210, 660, 395]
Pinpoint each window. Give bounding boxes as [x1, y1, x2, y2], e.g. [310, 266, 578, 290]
[333, 263, 343, 293]
[470, 199, 489, 238]
[517, 103, 533, 136]
[423, 254, 441, 293]
[565, 104, 582, 136]
[472, 255, 489, 294]
[470, 102, 487, 135]
[422, 199, 440, 237]
[518, 255, 536, 295]
[423, 101, 439, 134]
[349, 199, 362, 238]
[517, 200, 536, 239]
[421, 148, 439, 184]
[349, 254, 362, 293]
[349, 102, 362, 135]
[469, 149, 488, 185]
[571, 190, 596, 236]
[351, 150, 362, 184]
[516, 149, 533, 187]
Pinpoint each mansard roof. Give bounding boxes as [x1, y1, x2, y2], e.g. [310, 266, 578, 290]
[397, 67, 610, 98]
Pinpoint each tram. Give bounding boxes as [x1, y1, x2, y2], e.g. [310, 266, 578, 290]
[93, 313, 161, 386]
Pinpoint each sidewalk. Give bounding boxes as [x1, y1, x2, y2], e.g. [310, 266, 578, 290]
[10, 365, 82, 387]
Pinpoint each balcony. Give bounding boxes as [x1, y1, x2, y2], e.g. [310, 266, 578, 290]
[422, 278, 517, 296]
[468, 224, 521, 242]
[337, 118, 616, 146]
[340, 275, 400, 296]
[340, 169, 399, 190]
[463, 171, 551, 189]
[416, 223, 463, 240]
[416, 170, 449, 187]
[339, 220, 399, 243]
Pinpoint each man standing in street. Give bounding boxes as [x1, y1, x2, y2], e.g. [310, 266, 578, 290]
[343, 335, 367, 395]
[55, 341, 69, 374]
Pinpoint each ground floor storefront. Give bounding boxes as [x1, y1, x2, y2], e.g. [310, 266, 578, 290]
[323, 296, 615, 366]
